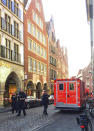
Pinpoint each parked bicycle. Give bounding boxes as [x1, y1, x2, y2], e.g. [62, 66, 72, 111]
[88, 98, 94, 118]
[76, 109, 92, 131]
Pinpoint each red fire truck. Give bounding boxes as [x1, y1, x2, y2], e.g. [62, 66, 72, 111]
[54, 78, 86, 111]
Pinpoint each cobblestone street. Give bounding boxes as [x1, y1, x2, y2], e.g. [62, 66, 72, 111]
[0, 105, 94, 131]
[0, 105, 59, 131]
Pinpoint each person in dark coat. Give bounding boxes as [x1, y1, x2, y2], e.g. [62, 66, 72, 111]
[11, 93, 17, 114]
[15, 93, 20, 113]
[41, 90, 49, 115]
[17, 89, 26, 116]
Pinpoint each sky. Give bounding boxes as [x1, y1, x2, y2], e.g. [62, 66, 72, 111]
[42, 0, 91, 77]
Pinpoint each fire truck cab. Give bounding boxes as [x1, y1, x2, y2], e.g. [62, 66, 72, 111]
[54, 79, 86, 111]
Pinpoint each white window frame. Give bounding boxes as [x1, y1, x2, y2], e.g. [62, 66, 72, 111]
[33, 42, 36, 53]
[41, 63, 44, 74]
[44, 65, 47, 75]
[33, 10, 36, 22]
[38, 62, 40, 72]
[28, 38, 32, 50]
[41, 47, 43, 56]
[28, 57, 33, 72]
[32, 25, 36, 37]
[37, 45, 40, 55]
[28, 21, 32, 34]
[33, 59, 36, 72]
[44, 49, 47, 59]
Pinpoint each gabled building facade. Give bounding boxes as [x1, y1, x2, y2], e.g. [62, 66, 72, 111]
[56, 40, 68, 79]
[0, 0, 24, 105]
[24, 0, 48, 98]
[77, 63, 92, 93]
[46, 17, 57, 94]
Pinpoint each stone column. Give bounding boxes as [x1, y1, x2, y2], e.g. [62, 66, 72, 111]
[34, 83, 36, 98]
[0, 82, 5, 106]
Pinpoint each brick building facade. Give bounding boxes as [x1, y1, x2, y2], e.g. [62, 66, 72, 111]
[46, 19, 69, 94]
[77, 63, 92, 93]
[56, 40, 68, 79]
[24, 0, 48, 98]
[46, 17, 57, 94]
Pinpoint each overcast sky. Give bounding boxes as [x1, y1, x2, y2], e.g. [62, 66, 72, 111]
[42, 0, 91, 77]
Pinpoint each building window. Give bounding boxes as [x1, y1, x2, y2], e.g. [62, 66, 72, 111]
[54, 71, 56, 79]
[44, 49, 47, 59]
[1, 0, 7, 6]
[8, 0, 11, 9]
[28, 21, 32, 34]
[14, 0, 19, 16]
[37, 30, 40, 40]
[41, 47, 43, 56]
[33, 59, 37, 72]
[33, 42, 36, 53]
[50, 69, 53, 79]
[28, 57, 33, 72]
[44, 65, 47, 75]
[14, 43, 19, 62]
[5, 14, 11, 34]
[37, 45, 40, 55]
[40, 32, 43, 43]
[5, 39, 11, 59]
[37, 15, 40, 25]
[14, 21, 19, 39]
[28, 39, 32, 50]
[50, 56, 53, 64]
[1, 0, 21, 19]
[41, 63, 44, 74]
[40, 19, 43, 30]
[38, 62, 40, 72]
[43, 36, 46, 45]
[32, 25, 36, 37]
[55, 59, 56, 66]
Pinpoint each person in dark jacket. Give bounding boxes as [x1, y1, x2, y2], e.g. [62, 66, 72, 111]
[11, 93, 17, 114]
[15, 93, 19, 113]
[41, 90, 49, 115]
[17, 89, 26, 116]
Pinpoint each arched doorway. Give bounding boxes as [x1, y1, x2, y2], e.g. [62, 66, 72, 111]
[4, 72, 21, 106]
[27, 81, 34, 96]
[36, 82, 42, 99]
[43, 83, 47, 90]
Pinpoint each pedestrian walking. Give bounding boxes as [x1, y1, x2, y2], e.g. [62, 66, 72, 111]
[11, 93, 17, 114]
[41, 90, 49, 115]
[17, 89, 26, 116]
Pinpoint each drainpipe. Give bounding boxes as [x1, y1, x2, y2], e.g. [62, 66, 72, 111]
[89, 0, 94, 96]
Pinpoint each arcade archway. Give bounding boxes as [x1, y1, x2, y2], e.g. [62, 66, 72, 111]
[43, 83, 47, 90]
[36, 82, 42, 99]
[4, 72, 21, 105]
[27, 81, 34, 96]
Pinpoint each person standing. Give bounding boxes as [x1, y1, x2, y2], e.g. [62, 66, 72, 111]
[15, 93, 19, 113]
[41, 90, 49, 115]
[17, 89, 26, 116]
[11, 93, 17, 114]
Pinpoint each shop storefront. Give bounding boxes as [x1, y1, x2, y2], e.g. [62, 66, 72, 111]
[0, 61, 24, 106]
